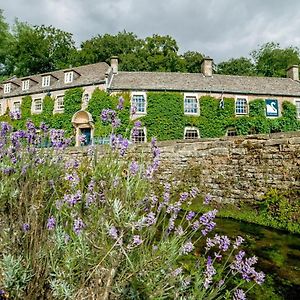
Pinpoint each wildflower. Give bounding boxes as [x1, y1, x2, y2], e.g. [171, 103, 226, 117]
[175, 225, 184, 236]
[233, 289, 246, 300]
[131, 105, 137, 115]
[47, 216, 56, 230]
[22, 223, 30, 232]
[190, 187, 199, 198]
[79, 134, 86, 145]
[180, 192, 189, 202]
[73, 218, 85, 235]
[203, 256, 216, 289]
[203, 194, 212, 205]
[132, 235, 143, 246]
[129, 161, 139, 175]
[117, 96, 124, 110]
[181, 241, 194, 255]
[186, 211, 196, 221]
[109, 226, 118, 240]
[233, 236, 245, 249]
[171, 267, 182, 277]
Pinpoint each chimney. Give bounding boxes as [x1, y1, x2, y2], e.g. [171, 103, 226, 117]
[287, 65, 299, 81]
[201, 56, 213, 77]
[111, 56, 118, 74]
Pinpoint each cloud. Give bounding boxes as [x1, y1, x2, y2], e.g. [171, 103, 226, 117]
[2, 0, 300, 62]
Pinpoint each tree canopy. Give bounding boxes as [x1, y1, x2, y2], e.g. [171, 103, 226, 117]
[1, 10, 300, 79]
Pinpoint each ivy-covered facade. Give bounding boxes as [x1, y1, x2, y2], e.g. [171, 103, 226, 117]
[0, 57, 300, 145]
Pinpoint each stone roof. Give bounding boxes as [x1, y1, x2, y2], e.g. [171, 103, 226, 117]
[0, 62, 109, 98]
[109, 71, 300, 97]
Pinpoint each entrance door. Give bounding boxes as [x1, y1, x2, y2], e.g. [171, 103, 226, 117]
[80, 128, 91, 145]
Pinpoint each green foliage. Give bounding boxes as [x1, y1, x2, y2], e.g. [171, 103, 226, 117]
[217, 57, 256, 76]
[251, 42, 300, 77]
[143, 92, 185, 140]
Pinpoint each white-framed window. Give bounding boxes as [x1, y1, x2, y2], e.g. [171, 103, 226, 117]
[131, 92, 147, 114]
[55, 95, 64, 111]
[295, 99, 300, 118]
[184, 93, 199, 115]
[131, 127, 147, 143]
[4, 83, 11, 94]
[22, 80, 30, 91]
[235, 97, 248, 115]
[227, 127, 237, 137]
[64, 71, 73, 84]
[184, 127, 200, 139]
[13, 101, 21, 113]
[33, 98, 42, 113]
[42, 75, 51, 87]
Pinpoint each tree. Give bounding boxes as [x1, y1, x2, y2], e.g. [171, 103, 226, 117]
[181, 51, 204, 73]
[217, 57, 255, 76]
[0, 10, 13, 79]
[251, 42, 300, 77]
[7, 22, 76, 77]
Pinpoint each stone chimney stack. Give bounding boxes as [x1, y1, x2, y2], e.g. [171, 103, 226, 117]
[287, 65, 299, 81]
[201, 56, 213, 77]
[111, 56, 118, 74]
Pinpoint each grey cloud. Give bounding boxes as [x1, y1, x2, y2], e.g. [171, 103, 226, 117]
[2, 0, 300, 62]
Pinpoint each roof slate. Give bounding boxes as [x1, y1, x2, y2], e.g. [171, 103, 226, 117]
[109, 71, 300, 96]
[0, 62, 109, 98]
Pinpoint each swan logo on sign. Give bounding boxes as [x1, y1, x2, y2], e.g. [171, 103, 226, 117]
[265, 99, 279, 117]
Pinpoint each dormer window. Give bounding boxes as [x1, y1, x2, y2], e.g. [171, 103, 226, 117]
[4, 83, 11, 94]
[64, 71, 73, 84]
[22, 80, 30, 91]
[42, 75, 50, 87]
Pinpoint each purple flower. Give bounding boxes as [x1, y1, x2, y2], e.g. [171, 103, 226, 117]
[117, 96, 124, 110]
[233, 236, 245, 249]
[73, 218, 85, 235]
[204, 194, 212, 205]
[132, 235, 143, 246]
[64, 190, 82, 206]
[186, 211, 196, 221]
[47, 216, 56, 230]
[171, 267, 183, 277]
[233, 289, 246, 300]
[131, 105, 137, 115]
[129, 161, 139, 175]
[109, 226, 118, 240]
[22, 223, 30, 232]
[190, 187, 199, 198]
[203, 256, 216, 289]
[180, 241, 194, 255]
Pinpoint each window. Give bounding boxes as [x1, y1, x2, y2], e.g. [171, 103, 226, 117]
[42, 75, 50, 87]
[131, 93, 146, 114]
[295, 100, 300, 118]
[56, 96, 64, 111]
[227, 127, 237, 137]
[131, 127, 146, 143]
[184, 127, 200, 139]
[184, 94, 199, 115]
[13, 101, 21, 113]
[83, 93, 89, 105]
[64, 71, 73, 83]
[235, 97, 248, 115]
[22, 80, 30, 91]
[33, 98, 42, 113]
[4, 83, 11, 94]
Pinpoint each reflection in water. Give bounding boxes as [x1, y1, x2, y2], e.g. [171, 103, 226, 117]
[215, 218, 300, 299]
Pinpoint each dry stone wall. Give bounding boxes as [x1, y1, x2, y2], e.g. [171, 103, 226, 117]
[65, 131, 300, 204]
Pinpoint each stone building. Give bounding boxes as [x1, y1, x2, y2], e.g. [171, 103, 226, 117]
[1, 57, 300, 145]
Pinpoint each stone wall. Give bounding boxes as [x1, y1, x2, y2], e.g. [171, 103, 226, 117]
[66, 131, 300, 204]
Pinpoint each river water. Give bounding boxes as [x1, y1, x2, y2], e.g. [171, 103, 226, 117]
[214, 218, 300, 299]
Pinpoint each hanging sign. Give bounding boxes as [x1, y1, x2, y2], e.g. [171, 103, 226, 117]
[265, 99, 279, 117]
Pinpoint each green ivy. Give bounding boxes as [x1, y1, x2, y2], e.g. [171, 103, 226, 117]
[1, 89, 299, 140]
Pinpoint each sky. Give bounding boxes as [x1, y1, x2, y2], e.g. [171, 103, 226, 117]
[2, 0, 300, 63]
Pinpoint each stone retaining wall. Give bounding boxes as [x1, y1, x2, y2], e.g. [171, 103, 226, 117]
[65, 131, 300, 203]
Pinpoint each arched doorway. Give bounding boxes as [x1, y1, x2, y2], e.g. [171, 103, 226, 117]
[71, 110, 94, 146]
